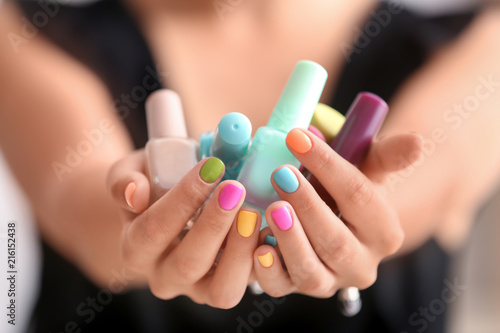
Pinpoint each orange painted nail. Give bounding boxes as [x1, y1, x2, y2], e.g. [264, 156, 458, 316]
[124, 181, 136, 209]
[286, 129, 312, 153]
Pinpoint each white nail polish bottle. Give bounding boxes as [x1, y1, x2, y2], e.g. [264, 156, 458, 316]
[145, 89, 198, 201]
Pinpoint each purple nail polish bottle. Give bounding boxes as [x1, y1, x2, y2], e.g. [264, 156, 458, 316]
[330, 92, 388, 317]
[330, 92, 389, 167]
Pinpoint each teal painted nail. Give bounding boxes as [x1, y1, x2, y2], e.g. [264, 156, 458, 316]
[272, 167, 299, 193]
[265, 235, 278, 247]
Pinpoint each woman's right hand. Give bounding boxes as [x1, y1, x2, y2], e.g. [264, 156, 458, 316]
[107, 150, 261, 309]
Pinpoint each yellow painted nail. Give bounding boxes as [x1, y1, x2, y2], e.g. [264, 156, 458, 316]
[257, 252, 273, 268]
[237, 211, 257, 238]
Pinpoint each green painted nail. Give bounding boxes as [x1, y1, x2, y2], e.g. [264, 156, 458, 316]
[200, 157, 225, 183]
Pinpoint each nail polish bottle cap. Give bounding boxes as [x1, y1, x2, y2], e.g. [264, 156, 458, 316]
[267, 60, 328, 134]
[331, 92, 389, 166]
[310, 103, 345, 142]
[217, 112, 252, 146]
[211, 112, 252, 167]
[145, 89, 188, 139]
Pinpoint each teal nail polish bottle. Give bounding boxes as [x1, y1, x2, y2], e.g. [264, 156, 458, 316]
[199, 132, 214, 159]
[265, 235, 278, 247]
[199, 112, 252, 180]
[237, 60, 328, 227]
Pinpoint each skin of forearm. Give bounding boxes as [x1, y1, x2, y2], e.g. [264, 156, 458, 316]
[381, 8, 500, 255]
[40, 165, 149, 288]
[0, 4, 143, 287]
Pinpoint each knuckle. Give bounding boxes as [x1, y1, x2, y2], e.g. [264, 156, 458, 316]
[149, 279, 176, 300]
[377, 213, 405, 256]
[121, 241, 140, 270]
[203, 217, 228, 236]
[296, 275, 330, 295]
[228, 248, 252, 264]
[329, 235, 356, 266]
[141, 217, 170, 245]
[208, 290, 242, 309]
[295, 191, 321, 216]
[264, 288, 288, 298]
[314, 148, 333, 173]
[384, 226, 405, 256]
[323, 286, 339, 299]
[345, 176, 374, 207]
[356, 268, 378, 290]
[172, 256, 202, 283]
[181, 181, 209, 209]
[290, 259, 330, 295]
[121, 229, 150, 271]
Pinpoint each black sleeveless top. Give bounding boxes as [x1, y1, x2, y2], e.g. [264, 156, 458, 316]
[18, 1, 477, 332]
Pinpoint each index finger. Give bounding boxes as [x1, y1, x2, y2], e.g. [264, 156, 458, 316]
[285, 128, 393, 228]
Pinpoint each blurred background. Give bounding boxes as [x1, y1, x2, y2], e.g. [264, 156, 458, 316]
[447, 189, 500, 333]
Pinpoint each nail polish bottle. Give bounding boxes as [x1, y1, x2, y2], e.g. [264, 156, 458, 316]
[328, 92, 388, 318]
[330, 92, 388, 166]
[198, 112, 252, 180]
[145, 89, 198, 201]
[237, 60, 328, 225]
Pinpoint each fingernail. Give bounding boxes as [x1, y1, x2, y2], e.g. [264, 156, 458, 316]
[258, 252, 273, 268]
[200, 157, 225, 183]
[265, 235, 277, 247]
[219, 183, 244, 210]
[271, 206, 293, 231]
[124, 182, 136, 209]
[237, 211, 257, 237]
[286, 128, 312, 154]
[273, 167, 299, 193]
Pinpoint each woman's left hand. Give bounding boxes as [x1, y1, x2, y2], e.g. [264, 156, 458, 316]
[253, 128, 423, 297]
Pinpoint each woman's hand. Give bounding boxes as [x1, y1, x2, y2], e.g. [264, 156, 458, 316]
[253, 129, 423, 297]
[107, 150, 261, 308]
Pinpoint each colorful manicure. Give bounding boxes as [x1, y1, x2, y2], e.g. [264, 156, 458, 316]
[258, 252, 274, 268]
[286, 128, 312, 154]
[237, 211, 257, 237]
[200, 157, 225, 183]
[265, 235, 278, 247]
[273, 167, 299, 193]
[124, 181, 136, 209]
[219, 183, 244, 210]
[271, 206, 293, 231]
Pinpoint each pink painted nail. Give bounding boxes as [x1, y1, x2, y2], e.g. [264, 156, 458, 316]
[219, 183, 244, 211]
[271, 206, 293, 231]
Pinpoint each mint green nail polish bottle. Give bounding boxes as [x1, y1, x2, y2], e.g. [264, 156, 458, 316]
[237, 60, 328, 227]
